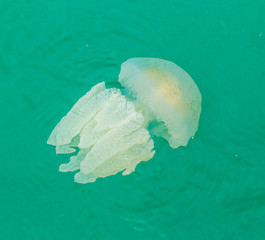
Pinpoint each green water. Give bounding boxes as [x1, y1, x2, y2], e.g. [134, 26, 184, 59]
[1, 0, 265, 239]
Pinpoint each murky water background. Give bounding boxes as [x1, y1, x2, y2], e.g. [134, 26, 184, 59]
[1, 0, 265, 239]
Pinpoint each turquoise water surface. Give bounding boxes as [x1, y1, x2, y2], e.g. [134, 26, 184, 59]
[1, 0, 265, 239]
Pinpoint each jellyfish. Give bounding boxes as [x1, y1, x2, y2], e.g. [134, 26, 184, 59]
[47, 58, 201, 183]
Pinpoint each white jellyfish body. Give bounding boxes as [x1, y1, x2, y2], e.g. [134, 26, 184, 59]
[47, 58, 201, 183]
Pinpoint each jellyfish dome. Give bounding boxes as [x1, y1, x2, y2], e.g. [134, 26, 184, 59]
[47, 58, 202, 183]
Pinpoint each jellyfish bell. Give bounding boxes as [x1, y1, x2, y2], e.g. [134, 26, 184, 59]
[47, 58, 201, 183]
[118, 58, 202, 148]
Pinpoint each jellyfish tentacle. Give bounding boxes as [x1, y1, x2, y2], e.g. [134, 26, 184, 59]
[59, 149, 89, 172]
[49, 84, 154, 183]
[74, 172, 97, 183]
[80, 113, 151, 175]
[47, 83, 119, 147]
